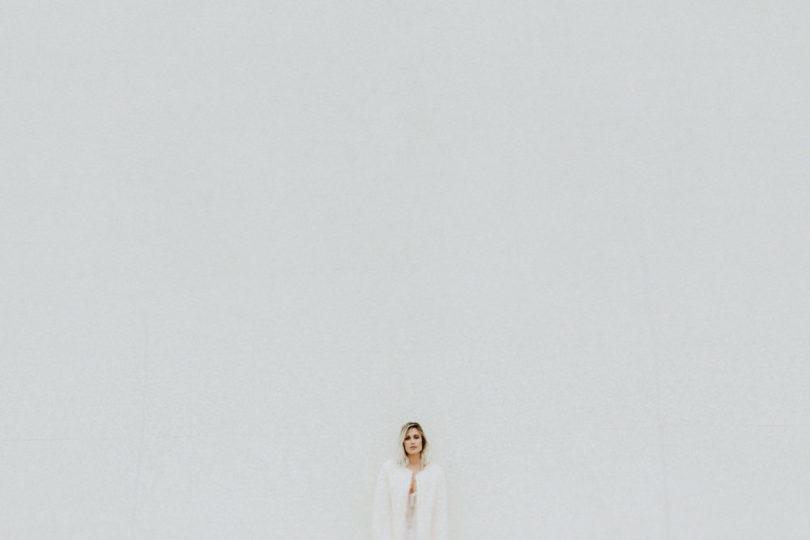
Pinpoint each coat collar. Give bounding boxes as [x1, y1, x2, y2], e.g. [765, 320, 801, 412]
[394, 461, 435, 478]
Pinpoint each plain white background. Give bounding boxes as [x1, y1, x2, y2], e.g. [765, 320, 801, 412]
[2, 1, 809, 538]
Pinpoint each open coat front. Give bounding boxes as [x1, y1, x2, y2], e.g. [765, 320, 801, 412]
[372, 458, 449, 540]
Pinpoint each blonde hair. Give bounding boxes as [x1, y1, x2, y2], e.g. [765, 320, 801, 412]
[395, 422, 432, 468]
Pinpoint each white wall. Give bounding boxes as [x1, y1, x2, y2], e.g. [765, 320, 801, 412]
[2, 1, 809, 539]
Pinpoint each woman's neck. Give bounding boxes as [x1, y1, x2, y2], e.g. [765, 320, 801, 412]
[407, 454, 422, 468]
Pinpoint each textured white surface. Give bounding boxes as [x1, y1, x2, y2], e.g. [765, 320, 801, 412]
[1, 1, 809, 539]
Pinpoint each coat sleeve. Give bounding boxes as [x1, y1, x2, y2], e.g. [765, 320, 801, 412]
[431, 468, 449, 540]
[371, 465, 393, 540]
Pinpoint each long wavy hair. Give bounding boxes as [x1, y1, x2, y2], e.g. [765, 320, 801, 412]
[395, 421, 432, 468]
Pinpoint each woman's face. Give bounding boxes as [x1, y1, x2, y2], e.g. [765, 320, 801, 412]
[403, 427, 423, 456]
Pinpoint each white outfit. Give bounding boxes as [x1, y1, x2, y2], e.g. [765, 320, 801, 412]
[372, 458, 449, 540]
[406, 492, 417, 540]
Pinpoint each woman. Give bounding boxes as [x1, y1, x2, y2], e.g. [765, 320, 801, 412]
[372, 422, 449, 540]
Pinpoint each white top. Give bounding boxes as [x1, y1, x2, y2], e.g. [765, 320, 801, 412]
[406, 491, 416, 528]
[372, 459, 448, 540]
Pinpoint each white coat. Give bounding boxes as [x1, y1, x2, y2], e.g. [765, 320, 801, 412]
[372, 458, 449, 540]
